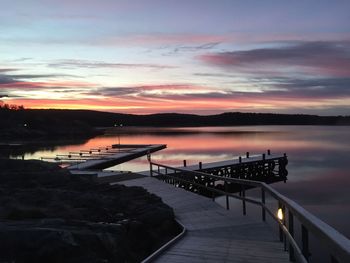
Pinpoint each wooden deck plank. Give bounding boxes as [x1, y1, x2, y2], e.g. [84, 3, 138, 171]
[119, 177, 289, 263]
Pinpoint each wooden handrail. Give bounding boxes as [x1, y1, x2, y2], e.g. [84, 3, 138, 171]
[150, 161, 350, 263]
[263, 183, 350, 263]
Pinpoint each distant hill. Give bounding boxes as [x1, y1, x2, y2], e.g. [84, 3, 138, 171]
[1, 109, 349, 130]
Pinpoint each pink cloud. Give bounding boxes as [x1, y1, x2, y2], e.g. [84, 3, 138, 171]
[2, 76, 349, 115]
[199, 41, 350, 77]
[93, 33, 229, 46]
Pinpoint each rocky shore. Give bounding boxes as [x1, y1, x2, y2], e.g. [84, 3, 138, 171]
[0, 159, 181, 262]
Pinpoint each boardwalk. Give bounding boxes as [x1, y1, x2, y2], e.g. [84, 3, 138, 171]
[119, 177, 289, 263]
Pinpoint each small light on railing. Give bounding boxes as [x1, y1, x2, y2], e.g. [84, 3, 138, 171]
[277, 208, 283, 220]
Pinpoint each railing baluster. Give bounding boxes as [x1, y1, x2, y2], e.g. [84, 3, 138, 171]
[289, 211, 295, 262]
[150, 163, 153, 177]
[261, 188, 266, 221]
[225, 181, 229, 210]
[283, 232, 287, 252]
[242, 185, 246, 215]
[282, 205, 287, 251]
[302, 224, 310, 262]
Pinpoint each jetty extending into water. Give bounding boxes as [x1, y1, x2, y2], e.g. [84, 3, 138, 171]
[41, 144, 350, 262]
[144, 159, 350, 263]
[41, 144, 166, 170]
[121, 176, 290, 263]
[150, 152, 288, 198]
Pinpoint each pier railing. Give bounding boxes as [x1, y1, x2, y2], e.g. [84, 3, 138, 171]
[149, 160, 350, 263]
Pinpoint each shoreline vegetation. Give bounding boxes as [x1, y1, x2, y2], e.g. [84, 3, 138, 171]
[0, 159, 182, 262]
[0, 108, 349, 141]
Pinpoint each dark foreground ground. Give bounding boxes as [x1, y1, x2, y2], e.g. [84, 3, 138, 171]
[0, 159, 181, 263]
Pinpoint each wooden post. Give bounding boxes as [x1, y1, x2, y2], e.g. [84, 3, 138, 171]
[246, 152, 249, 158]
[283, 206, 287, 251]
[239, 156, 242, 163]
[183, 160, 187, 167]
[225, 181, 229, 210]
[199, 162, 202, 169]
[242, 185, 246, 215]
[289, 211, 295, 262]
[262, 153, 266, 160]
[150, 163, 153, 177]
[267, 149, 271, 155]
[261, 188, 266, 221]
[302, 224, 310, 262]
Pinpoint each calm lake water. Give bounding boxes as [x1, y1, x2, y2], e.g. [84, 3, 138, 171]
[20, 125, 350, 240]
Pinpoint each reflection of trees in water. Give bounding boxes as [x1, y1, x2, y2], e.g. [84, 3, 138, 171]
[105, 126, 283, 137]
[4, 138, 91, 157]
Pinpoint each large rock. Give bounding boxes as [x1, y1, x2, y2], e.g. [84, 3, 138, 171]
[0, 219, 127, 263]
[0, 159, 182, 262]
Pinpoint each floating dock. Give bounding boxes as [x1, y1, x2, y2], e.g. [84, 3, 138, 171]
[147, 153, 288, 197]
[66, 144, 166, 170]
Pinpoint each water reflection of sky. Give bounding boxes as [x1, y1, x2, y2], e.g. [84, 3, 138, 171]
[22, 125, 350, 238]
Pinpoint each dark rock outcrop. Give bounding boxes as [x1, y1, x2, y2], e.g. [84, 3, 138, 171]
[0, 159, 181, 262]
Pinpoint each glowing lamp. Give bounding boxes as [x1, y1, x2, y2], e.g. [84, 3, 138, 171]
[277, 208, 283, 220]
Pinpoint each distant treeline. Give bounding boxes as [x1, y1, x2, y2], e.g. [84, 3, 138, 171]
[0, 103, 25, 111]
[0, 108, 100, 139]
[1, 109, 349, 130]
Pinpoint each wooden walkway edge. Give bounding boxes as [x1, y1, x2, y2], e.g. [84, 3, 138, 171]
[118, 177, 289, 263]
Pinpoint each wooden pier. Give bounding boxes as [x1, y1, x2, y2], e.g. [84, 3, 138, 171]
[40, 146, 350, 262]
[151, 152, 288, 197]
[57, 144, 166, 170]
[120, 177, 290, 263]
[144, 159, 350, 263]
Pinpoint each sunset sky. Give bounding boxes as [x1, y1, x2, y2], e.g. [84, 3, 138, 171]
[1, 0, 350, 115]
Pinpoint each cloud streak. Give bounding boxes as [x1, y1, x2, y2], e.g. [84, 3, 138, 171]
[3, 76, 349, 115]
[92, 33, 228, 47]
[199, 41, 350, 77]
[47, 59, 177, 70]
